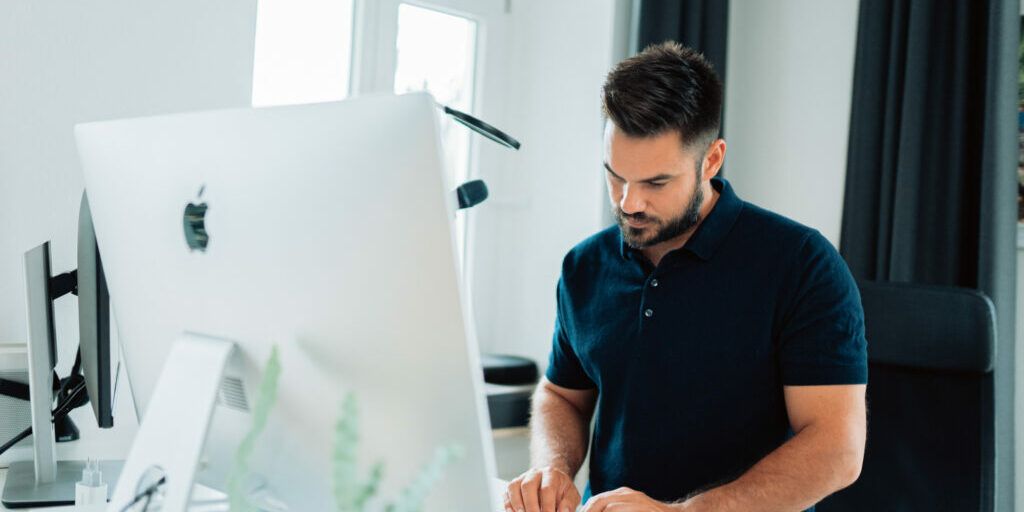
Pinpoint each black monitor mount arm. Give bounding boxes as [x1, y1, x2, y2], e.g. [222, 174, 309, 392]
[438, 104, 520, 211]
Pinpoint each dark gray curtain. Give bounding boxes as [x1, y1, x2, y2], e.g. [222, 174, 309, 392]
[837, 0, 1018, 510]
[636, 0, 729, 164]
[636, 0, 729, 86]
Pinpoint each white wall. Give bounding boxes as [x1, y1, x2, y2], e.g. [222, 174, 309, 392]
[474, 0, 861, 366]
[0, 0, 257, 455]
[0, 0, 623, 478]
[470, 0, 630, 484]
[723, 0, 860, 246]
[469, 0, 626, 370]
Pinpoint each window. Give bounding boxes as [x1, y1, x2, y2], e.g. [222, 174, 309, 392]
[393, 3, 479, 190]
[252, 0, 494, 267]
[252, 0, 355, 107]
[393, 2, 480, 263]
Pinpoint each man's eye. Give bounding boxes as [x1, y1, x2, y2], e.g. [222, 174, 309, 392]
[649, 182, 667, 188]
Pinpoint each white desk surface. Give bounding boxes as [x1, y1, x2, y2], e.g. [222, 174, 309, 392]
[0, 467, 230, 512]
[0, 369, 512, 510]
[0, 468, 99, 511]
[0, 466, 509, 511]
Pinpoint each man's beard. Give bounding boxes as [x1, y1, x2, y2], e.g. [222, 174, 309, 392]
[614, 180, 705, 250]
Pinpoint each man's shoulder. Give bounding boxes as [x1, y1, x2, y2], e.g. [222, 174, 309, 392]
[733, 200, 832, 254]
[736, 201, 814, 239]
[560, 225, 620, 276]
[735, 202, 851, 291]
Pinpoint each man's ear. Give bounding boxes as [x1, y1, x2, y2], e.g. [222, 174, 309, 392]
[702, 139, 726, 181]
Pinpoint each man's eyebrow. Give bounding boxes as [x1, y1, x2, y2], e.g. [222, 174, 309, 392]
[603, 162, 622, 180]
[642, 174, 673, 183]
[603, 162, 673, 183]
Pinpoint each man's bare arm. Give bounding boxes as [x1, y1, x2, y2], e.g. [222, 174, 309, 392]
[530, 377, 598, 474]
[505, 377, 597, 512]
[675, 384, 866, 512]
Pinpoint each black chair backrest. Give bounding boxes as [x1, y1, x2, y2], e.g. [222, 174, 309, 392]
[817, 280, 996, 512]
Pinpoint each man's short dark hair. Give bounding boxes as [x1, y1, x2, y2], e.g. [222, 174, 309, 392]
[602, 41, 723, 155]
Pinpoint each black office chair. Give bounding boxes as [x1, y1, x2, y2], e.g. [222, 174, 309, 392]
[817, 280, 996, 511]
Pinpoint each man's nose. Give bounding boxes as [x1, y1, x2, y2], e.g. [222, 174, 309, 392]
[620, 183, 645, 215]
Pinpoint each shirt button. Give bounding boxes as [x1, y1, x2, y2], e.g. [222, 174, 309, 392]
[644, 308, 654, 318]
[650, 278, 659, 288]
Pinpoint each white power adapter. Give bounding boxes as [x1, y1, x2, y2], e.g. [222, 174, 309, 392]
[75, 459, 108, 506]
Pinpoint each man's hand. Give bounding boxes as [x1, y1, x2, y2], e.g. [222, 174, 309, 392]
[581, 487, 678, 512]
[505, 466, 582, 512]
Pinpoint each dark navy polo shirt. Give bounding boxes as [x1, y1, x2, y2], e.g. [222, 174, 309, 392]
[546, 177, 867, 509]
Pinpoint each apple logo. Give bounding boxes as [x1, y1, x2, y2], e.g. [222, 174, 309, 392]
[183, 185, 209, 251]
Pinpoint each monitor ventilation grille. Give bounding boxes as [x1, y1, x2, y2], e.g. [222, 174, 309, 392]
[218, 376, 250, 412]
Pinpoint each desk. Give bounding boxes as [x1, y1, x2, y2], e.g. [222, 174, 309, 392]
[0, 467, 231, 511]
[0, 378, 511, 510]
[0, 469, 97, 511]
[0, 468, 509, 511]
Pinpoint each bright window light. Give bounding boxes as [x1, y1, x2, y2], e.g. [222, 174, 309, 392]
[252, 0, 354, 107]
[393, 3, 479, 189]
[394, 3, 479, 269]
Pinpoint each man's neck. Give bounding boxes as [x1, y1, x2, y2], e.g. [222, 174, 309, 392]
[641, 184, 720, 268]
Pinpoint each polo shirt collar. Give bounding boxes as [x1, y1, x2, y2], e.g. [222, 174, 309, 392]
[683, 177, 742, 260]
[618, 177, 743, 262]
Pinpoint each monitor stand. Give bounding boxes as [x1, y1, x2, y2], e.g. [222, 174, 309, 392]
[1, 243, 123, 508]
[2, 460, 123, 508]
[110, 333, 237, 512]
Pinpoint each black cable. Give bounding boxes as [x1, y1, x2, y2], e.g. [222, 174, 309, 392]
[0, 426, 31, 456]
[0, 378, 87, 458]
[118, 476, 166, 512]
[51, 350, 83, 406]
[0, 378, 30, 401]
[51, 381, 87, 421]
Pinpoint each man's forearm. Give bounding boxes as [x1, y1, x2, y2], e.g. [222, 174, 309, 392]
[680, 423, 862, 512]
[529, 387, 591, 477]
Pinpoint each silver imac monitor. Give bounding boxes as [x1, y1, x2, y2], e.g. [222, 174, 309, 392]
[75, 93, 499, 511]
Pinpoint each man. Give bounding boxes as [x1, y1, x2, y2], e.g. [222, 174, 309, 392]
[504, 42, 867, 512]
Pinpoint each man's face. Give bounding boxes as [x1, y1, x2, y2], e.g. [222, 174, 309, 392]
[604, 121, 706, 249]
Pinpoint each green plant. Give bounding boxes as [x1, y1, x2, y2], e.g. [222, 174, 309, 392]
[227, 346, 282, 512]
[225, 346, 463, 511]
[332, 393, 464, 512]
[385, 443, 465, 512]
[333, 393, 385, 512]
